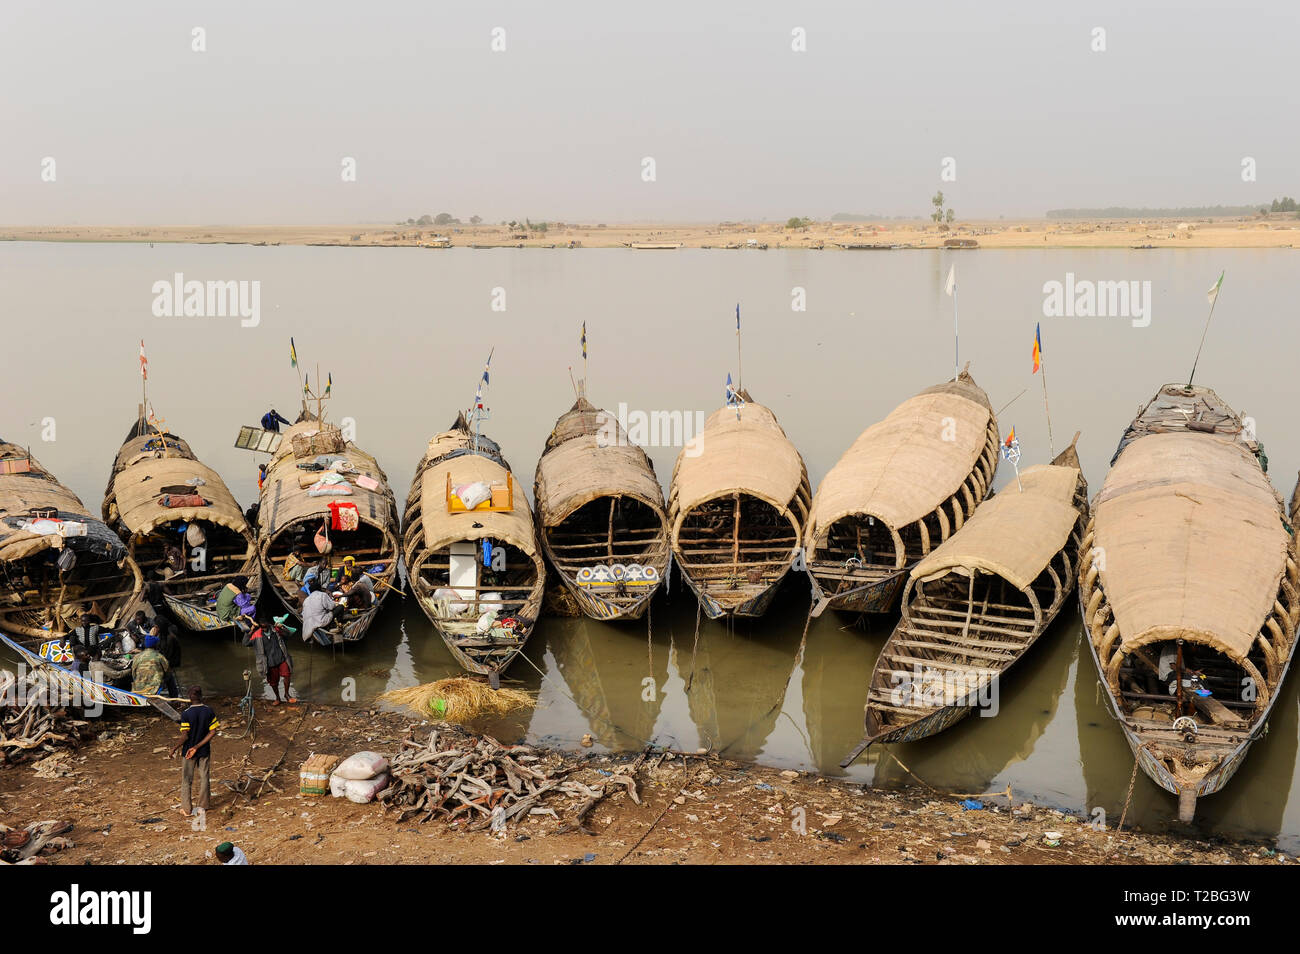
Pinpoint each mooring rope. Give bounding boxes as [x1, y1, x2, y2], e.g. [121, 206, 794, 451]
[1116, 754, 1140, 833]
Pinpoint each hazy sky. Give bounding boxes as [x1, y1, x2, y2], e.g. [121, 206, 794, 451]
[2, 0, 1295, 224]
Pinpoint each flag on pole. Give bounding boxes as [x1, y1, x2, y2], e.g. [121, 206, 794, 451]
[323, 373, 332, 398]
[475, 351, 493, 409]
[289, 337, 298, 368]
[945, 265, 956, 296]
[725, 372, 735, 404]
[1032, 323, 1042, 374]
[1001, 428, 1021, 465]
[139, 340, 148, 380]
[581, 322, 587, 359]
[736, 303, 741, 332]
[1207, 271, 1224, 306]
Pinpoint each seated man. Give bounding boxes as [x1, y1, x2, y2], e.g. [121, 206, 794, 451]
[130, 636, 170, 695]
[214, 576, 253, 632]
[301, 580, 337, 645]
[69, 612, 105, 659]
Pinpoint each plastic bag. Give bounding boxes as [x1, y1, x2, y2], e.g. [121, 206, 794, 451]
[332, 750, 389, 780]
[453, 481, 491, 510]
[314, 526, 332, 554]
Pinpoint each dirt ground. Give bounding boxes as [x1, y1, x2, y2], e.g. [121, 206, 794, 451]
[0, 700, 1290, 866]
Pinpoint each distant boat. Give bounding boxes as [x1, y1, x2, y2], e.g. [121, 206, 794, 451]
[630, 242, 682, 250]
[836, 242, 898, 250]
[942, 238, 979, 249]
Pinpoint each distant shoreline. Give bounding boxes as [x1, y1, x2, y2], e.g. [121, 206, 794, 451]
[2, 219, 1298, 250]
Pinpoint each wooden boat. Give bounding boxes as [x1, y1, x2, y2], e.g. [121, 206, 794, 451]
[402, 414, 545, 679]
[0, 443, 142, 639]
[102, 416, 259, 632]
[0, 631, 157, 708]
[842, 438, 1087, 766]
[668, 392, 810, 619]
[1078, 384, 1300, 821]
[533, 398, 669, 621]
[257, 418, 400, 642]
[804, 369, 999, 616]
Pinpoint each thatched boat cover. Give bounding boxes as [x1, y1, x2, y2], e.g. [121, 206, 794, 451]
[535, 399, 664, 526]
[911, 464, 1080, 590]
[0, 444, 125, 563]
[1093, 432, 1287, 664]
[416, 430, 540, 560]
[259, 420, 395, 539]
[108, 434, 247, 536]
[807, 373, 993, 543]
[669, 401, 803, 531]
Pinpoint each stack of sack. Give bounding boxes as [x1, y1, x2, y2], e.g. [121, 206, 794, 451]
[329, 750, 390, 803]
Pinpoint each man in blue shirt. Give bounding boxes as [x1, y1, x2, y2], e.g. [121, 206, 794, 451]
[260, 408, 292, 433]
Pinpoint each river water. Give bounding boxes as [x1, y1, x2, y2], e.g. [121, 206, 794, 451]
[3, 240, 1298, 849]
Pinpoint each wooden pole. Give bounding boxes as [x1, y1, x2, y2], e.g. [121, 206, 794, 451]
[1188, 272, 1224, 388]
[1039, 350, 1056, 458]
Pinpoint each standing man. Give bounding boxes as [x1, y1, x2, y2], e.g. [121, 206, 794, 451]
[172, 687, 220, 819]
[260, 408, 292, 433]
[245, 615, 297, 705]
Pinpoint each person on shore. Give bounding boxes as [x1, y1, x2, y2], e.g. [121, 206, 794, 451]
[260, 408, 292, 433]
[130, 636, 170, 695]
[245, 614, 297, 705]
[156, 621, 183, 697]
[173, 687, 219, 818]
[215, 841, 249, 865]
[301, 578, 336, 645]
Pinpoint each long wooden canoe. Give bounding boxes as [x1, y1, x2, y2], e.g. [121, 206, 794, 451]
[0, 442, 142, 639]
[1078, 384, 1299, 822]
[534, 398, 669, 621]
[805, 368, 999, 616]
[402, 415, 545, 678]
[102, 417, 259, 632]
[842, 438, 1087, 765]
[257, 418, 400, 642]
[667, 392, 810, 619]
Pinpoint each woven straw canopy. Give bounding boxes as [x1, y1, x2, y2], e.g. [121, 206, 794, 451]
[258, 420, 397, 541]
[107, 433, 248, 536]
[807, 374, 993, 545]
[911, 463, 1080, 591]
[535, 399, 665, 527]
[1093, 432, 1287, 663]
[416, 429, 540, 559]
[0, 443, 126, 562]
[669, 400, 804, 536]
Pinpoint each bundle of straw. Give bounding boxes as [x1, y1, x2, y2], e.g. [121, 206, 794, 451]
[378, 678, 535, 723]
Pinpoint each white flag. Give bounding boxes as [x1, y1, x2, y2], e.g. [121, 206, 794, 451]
[945, 265, 956, 297]
[1207, 271, 1224, 306]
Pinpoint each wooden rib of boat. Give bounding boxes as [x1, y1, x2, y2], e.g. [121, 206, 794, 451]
[668, 392, 810, 619]
[257, 417, 400, 642]
[1078, 384, 1300, 822]
[804, 368, 999, 616]
[533, 398, 669, 621]
[842, 437, 1088, 766]
[403, 414, 545, 678]
[0, 442, 142, 639]
[102, 415, 259, 632]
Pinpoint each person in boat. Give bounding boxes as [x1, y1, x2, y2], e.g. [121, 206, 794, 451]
[69, 612, 105, 659]
[125, 610, 153, 646]
[257, 463, 268, 491]
[215, 841, 249, 865]
[130, 635, 170, 695]
[301, 578, 337, 645]
[172, 686, 219, 819]
[1157, 645, 1210, 699]
[70, 650, 92, 675]
[214, 576, 254, 632]
[330, 574, 374, 624]
[159, 537, 186, 580]
[245, 614, 297, 705]
[260, 408, 292, 433]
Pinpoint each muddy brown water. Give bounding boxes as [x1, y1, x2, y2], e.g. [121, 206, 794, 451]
[3, 241, 1299, 851]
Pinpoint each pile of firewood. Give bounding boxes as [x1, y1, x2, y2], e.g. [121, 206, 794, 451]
[0, 673, 96, 766]
[0, 819, 74, 865]
[379, 728, 644, 832]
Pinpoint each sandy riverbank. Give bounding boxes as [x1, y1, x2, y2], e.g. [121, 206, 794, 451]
[2, 219, 1298, 251]
[1, 701, 1290, 865]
